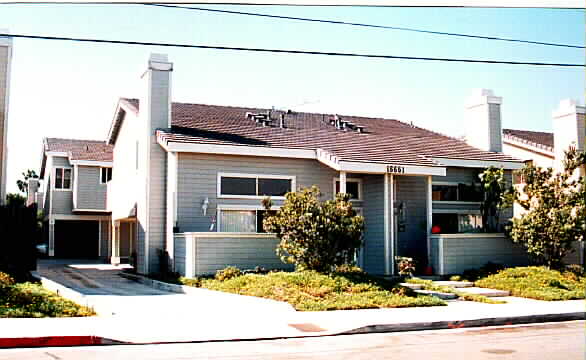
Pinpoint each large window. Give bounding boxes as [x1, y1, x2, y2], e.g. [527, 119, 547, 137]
[218, 173, 294, 198]
[432, 182, 482, 202]
[334, 178, 362, 200]
[219, 209, 277, 233]
[431, 213, 483, 234]
[55, 168, 72, 190]
[100, 167, 113, 184]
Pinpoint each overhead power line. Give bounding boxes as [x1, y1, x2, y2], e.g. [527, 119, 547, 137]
[1, 33, 583, 67]
[146, 4, 585, 50]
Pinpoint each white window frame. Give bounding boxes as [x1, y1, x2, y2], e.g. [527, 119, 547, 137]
[100, 167, 113, 184]
[431, 181, 481, 205]
[217, 173, 296, 200]
[333, 177, 363, 201]
[54, 167, 73, 191]
[216, 204, 281, 234]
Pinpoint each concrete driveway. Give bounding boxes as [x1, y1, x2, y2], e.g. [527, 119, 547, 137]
[37, 259, 295, 319]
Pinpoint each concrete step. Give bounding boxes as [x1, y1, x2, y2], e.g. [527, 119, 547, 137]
[414, 289, 458, 300]
[455, 287, 510, 297]
[432, 281, 474, 288]
[399, 283, 423, 290]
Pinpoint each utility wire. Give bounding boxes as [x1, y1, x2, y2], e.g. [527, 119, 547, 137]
[146, 3, 585, 50]
[1, 33, 583, 67]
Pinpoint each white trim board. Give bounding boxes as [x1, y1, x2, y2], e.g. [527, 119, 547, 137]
[70, 160, 113, 167]
[217, 172, 296, 200]
[432, 157, 524, 170]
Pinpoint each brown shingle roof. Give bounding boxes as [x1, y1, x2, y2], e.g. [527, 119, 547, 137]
[503, 129, 554, 153]
[45, 138, 113, 161]
[154, 101, 521, 167]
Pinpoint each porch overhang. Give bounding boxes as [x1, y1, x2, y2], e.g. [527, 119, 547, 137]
[431, 157, 524, 170]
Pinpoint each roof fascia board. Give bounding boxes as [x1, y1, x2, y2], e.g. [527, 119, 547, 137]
[69, 160, 113, 167]
[503, 138, 554, 158]
[432, 157, 524, 170]
[338, 161, 446, 176]
[46, 151, 69, 157]
[107, 101, 136, 145]
[161, 140, 316, 159]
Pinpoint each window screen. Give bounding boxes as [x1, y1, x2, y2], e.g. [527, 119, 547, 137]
[258, 178, 291, 197]
[220, 210, 256, 232]
[221, 177, 256, 196]
[335, 181, 360, 199]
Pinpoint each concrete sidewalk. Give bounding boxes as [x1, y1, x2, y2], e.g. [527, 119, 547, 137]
[0, 262, 584, 348]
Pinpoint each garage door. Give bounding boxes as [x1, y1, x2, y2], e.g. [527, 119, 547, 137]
[54, 220, 99, 258]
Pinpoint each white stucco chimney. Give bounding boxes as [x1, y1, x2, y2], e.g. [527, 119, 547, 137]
[464, 89, 503, 153]
[136, 53, 173, 275]
[0, 29, 13, 205]
[552, 99, 585, 175]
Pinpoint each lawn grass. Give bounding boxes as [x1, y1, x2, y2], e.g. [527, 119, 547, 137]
[474, 266, 585, 301]
[0, 273, 95, 318]
[179, 270, 446, 311]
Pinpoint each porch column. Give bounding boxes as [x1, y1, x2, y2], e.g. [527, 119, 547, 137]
[111, 221, 120, 265]
[426, 175, 433, 266]
[384, 173, 395, 275]
[339, 171, 347, 194]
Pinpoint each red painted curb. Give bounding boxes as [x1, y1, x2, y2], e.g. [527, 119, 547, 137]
[0, 336, 102, 348]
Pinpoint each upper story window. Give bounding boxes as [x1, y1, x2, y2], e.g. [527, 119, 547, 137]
[218, 173, 295, 199]
[432, 182, 482, 202]
[100, 167, 113, 184]
[334, 178, 362, 200]
[55, 168, 72, 190]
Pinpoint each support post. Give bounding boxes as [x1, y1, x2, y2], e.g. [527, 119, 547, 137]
[339, 171, 347, 194]
[426, 175, 433, 266]
[384, 174, 390, 275]
[390, 174, 395, 275]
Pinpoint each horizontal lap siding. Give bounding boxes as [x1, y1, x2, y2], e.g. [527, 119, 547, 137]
[77, 166, 107, 210]
[51, 157, 73, 215]
[194, 236, 293, 275]
[363, 175, 384, 275]
[440, 236, 530, 274]
[177, 154, 338, 232]
[174, 236, 186, 276]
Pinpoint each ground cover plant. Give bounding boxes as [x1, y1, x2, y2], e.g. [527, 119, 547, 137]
[0, 271, 95, 317]
[474, 266, 585, 301]
[175, 266, 445, 311]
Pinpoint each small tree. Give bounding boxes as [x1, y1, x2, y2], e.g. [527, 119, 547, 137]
[5, 193, 25, 207]
[16, 169, 39, 194]
[478, 166, 513, 232]
[262, 185, 364, 272]
[507, 148, 586, 269]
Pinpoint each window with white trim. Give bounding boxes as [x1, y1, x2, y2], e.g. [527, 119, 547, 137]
[219, 209, 277, 233]
[100, 167, 113, 184]
[218, 173, 294, 198]
[431, 213, 483, 234]
[55, 167, 72, 190]
[334, 178, 362, 200]
[432, 182, 482, 202]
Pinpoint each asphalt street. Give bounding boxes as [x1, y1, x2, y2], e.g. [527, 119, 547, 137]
[1, 321, 584, 360]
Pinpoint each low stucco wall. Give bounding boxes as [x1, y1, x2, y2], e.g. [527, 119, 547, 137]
[431, 233, 530, 275]
[174, 233, 293, 277]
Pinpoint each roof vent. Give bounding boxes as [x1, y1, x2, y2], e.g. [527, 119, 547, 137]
[329, 115, 364, 132]
[246, 111, 273, 127]
[85, 145, 89, 151]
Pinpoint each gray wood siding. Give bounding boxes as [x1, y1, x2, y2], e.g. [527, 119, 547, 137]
[50, 157, 73, 215]
[174, 235, 186, 275]
[146, 137, 167, 274]
[99, 220, 110, 258]
[76, 166, 107, 210]
[433, 235, 530, 275]
[176, 154, 338, 232]
[362, 175, 384, 274]
[395, 175, 428, 261]
[177, 234, 294, 276]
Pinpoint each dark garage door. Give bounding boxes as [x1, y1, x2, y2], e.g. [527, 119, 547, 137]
[54, 220, 99, 258]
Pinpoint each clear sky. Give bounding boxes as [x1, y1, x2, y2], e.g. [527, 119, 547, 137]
[0, 4, 584, 194]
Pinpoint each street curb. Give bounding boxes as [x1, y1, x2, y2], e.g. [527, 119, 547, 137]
[0, 336, 126, 349]
[340, 312, 586, 335]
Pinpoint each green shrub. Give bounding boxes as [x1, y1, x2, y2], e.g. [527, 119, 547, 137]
[262, 186, 364, 272]
[215, 266, 243, 281]
[449, 275, 462, 281]
[0, 272, 15, 287]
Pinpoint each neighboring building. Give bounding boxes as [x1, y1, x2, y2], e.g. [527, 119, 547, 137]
[105, 54, 528, 276]
[503, 99, 585, 177]
[38, 138, 112, 259]
[0, 31, 12, 204]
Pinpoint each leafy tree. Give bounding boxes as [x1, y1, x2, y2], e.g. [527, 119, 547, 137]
[16, 169, 39, 194]
[507, 148, 586, 269]
[262, 185, 364, 273]
[478, 166, 513, 232]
